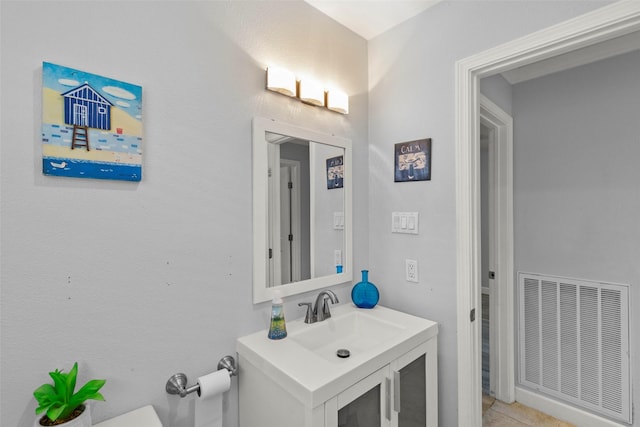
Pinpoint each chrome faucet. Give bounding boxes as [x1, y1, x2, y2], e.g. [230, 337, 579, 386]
[298, 290, 339, 324]
[314, 289, 339, 321]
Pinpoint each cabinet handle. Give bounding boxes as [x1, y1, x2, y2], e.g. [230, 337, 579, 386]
[385, 377, 391, 421]
[393, 370, 401, 413]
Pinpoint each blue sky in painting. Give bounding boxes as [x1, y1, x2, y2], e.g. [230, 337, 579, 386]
[42, 62, 142, 120]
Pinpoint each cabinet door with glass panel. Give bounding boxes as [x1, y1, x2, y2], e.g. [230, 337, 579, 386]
[325, 339, 438, 427]
[325, 366, 390, 427]
[390, 340, 438, 427]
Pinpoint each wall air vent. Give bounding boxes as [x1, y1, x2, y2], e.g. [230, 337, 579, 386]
[518, 272, 631, 423]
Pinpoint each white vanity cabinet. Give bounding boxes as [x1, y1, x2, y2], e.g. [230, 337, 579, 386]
[328, 339, 437, 427]
[237, 304, 438, 427]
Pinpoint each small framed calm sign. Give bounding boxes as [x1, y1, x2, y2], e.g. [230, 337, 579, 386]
[394, 138, 431, 182]
[326, 155, 344, 189]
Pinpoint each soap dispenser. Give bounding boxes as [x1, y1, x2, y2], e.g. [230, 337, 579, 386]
[267, 290, 287, 340]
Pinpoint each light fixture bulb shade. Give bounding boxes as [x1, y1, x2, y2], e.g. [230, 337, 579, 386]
[327, 89, 349, 114]
[267, 67, 296, 97]
[299, 79, 325, 106]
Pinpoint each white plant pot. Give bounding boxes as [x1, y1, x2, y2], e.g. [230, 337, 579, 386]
[34, 404, 92, 427]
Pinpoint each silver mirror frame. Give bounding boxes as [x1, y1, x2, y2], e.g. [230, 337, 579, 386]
[252, 117, 353, 303]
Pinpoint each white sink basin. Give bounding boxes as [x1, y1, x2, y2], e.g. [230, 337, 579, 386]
[237, 304, 438, 408]
[289, 310, 405, 361]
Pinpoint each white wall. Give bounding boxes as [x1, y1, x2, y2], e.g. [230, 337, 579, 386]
[367, 1, 612, 425]
[513, 51, 640, 423]
[0, 2, 368, 426]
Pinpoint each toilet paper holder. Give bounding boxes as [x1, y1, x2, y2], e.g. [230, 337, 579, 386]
[165, 355, 237, 398]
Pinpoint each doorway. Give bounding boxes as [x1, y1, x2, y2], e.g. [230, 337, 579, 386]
[480, 123, 491, 397]
[479, 95, 514, 404]
[455, 3, 640, 426]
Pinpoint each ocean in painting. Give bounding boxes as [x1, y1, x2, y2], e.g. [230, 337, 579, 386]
[43, 156, 141, 181]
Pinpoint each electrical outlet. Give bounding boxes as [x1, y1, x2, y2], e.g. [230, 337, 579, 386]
[406, 259, 418, 282]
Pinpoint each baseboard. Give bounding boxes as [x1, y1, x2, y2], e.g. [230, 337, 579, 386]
[515, 387, 627, 427]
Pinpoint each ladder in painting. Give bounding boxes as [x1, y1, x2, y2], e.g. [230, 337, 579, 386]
[71, 125, 90, 151]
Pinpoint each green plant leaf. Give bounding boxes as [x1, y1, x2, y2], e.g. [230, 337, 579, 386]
[47, 403, 67, 422]
[69, 379, 106, 408]
[57, 403, 76, 422]
[34, 383, 58, 415]
[49, 369, 68, 402]
[76, 379, 106, 395]
[34, 363, 106, 421]
[66, 362, 78, 403]
[34, 383, 57, 402]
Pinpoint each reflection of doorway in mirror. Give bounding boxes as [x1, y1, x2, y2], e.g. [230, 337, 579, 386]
[267, 138, 312, 288]
[279, 160, 301, 285]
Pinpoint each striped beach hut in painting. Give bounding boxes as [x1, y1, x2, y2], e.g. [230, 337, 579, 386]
[61, 83, 112, 130]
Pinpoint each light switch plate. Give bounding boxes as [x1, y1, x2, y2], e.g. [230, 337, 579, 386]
[392, 212, 419, 234]
[333, 212, 344, 230]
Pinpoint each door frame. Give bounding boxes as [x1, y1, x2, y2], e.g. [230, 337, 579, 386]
[455, 2, 640, 425]
[479, 95, 514, 403]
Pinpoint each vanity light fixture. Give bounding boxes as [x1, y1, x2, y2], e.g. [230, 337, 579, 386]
[298, 78, 325, 106]
[326, 89, 349, 115]
[266, 66, 296, 97]
[265, 66, 349, 114]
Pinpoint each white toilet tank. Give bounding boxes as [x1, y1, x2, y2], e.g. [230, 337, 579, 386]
[93, 405, 162, 427]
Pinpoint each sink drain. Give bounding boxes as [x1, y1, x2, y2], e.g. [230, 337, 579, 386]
[336, 349, 351, 358]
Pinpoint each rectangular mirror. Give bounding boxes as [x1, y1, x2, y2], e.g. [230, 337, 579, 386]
[253, 117, 352, 303]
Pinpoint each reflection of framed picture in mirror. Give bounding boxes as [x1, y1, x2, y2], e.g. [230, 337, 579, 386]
[394, 138, 431, 182]
[326, 155, 344, 189]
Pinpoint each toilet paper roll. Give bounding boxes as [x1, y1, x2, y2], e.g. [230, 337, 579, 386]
[194, 369, 231, 427]
[197, 369, 231, 398]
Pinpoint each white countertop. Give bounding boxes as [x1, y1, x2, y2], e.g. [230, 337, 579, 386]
[236, 303, 438, 408]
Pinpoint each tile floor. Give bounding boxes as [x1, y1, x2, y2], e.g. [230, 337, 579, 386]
[481, 292, 573, 426]
[483, 394, 575, 427]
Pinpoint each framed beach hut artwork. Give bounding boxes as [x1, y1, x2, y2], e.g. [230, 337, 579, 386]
[394, 138, 431, 182]
[42, 62, 143, 181]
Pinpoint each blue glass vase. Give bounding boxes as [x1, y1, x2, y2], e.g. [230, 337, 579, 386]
[351, 270, 379, 309]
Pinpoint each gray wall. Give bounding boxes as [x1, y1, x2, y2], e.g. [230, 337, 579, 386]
[513, 51, 640, 421]
[0, 2, 368, 426]
[367, 1, 611, 425]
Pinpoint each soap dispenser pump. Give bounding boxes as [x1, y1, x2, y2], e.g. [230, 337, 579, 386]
[268, 290, 287, 340]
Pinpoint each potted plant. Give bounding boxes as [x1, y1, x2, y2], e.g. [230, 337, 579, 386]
[33, 362, 106, 427]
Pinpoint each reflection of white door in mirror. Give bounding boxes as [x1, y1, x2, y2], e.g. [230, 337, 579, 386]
[253, 117, 353, 303]
[279, 160, 302, 285]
